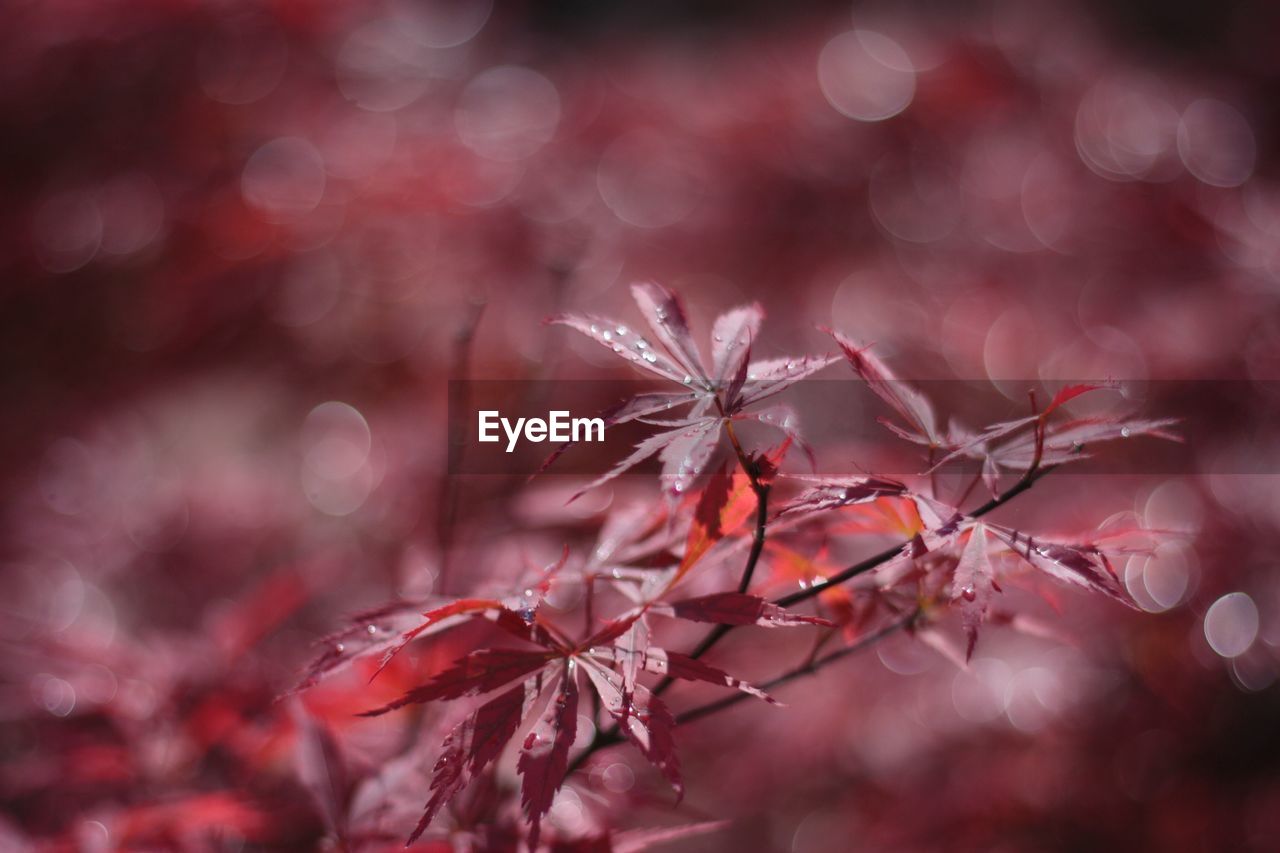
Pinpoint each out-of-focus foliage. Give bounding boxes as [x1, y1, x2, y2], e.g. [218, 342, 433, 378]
[2, 1, 1279, 851]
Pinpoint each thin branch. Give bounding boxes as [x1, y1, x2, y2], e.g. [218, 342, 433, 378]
[738, 480, 770, 594]
[567, 609, 919, 772]
[567, 462, 1058, 775]
[676, 608, 919, 726]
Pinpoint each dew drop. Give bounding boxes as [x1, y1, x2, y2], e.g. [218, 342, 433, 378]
[602, 330, 612, 341]
[642, 351, 657, 363]
[616, 325, 628, 335]
[1121, 427, 1131, 438]
[334, 643, 345, 653]
[682, 375, 692, 385]
[366, 624, 378, 634]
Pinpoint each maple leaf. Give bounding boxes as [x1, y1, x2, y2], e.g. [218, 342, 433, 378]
[518, 664, 580, 851]
[291, 597, 446, 694]
[550, 282, 836, 498]
[952, 523, 997, 661]
[928, 385, 1179, 489]
[355, 586, 795, 845]
[652, 592, 833, 627]
[405, 681, 533, 845]
[774, 474, 908, 520]
[827, 328, 944, 447]
[986, 525, 1137, 606]
[579, 657, 683, 797]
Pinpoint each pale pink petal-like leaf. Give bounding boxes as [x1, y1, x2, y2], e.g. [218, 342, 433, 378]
[737, 353, 840, 407]
[710, 303, 762, 388]
[775, 475, 907, 519]
[581, 660, 682, 798]
[517, 666, 579, 852]
[952, 523, 995, 661]
[631, 281, 706, 382]
[291, 598, 442, 693]
[656, 419, 722, 499]
[593, 645, 777, 703]
[549, 313, 688, 383]
[570, 424, 698, 500]
[740, 404, 815, 463]
[406, 681, 531, 845]
[989, 526, 1135, 606]
[827, 329, 941, 445]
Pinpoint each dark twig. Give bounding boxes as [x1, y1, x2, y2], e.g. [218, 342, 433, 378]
[675, 608, 919, 726]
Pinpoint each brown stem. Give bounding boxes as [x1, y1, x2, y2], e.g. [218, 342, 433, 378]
[676, 608, 919, 726]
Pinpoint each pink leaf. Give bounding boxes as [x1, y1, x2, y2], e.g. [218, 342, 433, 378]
[656, 592, 833, 627]
[548, 313, 688, 384]
[827, 329, 940, 445]
[777, 475, 907, 519]
[989, 526, 1136, 606]
[291, 598, 441, 693]
[518, 666, 580, 852]
[737, 353, 840, 407]
[406, 682, 530, 845]
[631, 281, 706, 382]
[710, 303, 762, 390]
[581, 661, 682, 798]
[569, 424, 696, 500]
[641, 648, 777, 703]
[372, 598, 506, 679]
[358, 648, 551, 717]
[656, 419, 722, 499]
[952, 524, 994, 661]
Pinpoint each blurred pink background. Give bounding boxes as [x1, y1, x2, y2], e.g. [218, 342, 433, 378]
[2, 0, 1279, 850]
